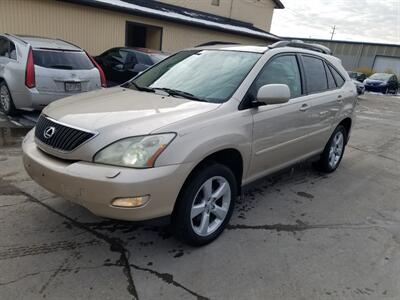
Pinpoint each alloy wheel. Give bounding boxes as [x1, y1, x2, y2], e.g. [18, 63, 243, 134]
[190, 176, 231, 237]
[328, 131, 344, 169]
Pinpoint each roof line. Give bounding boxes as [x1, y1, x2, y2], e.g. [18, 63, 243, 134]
[4, 33, 28, 44]
[57, 0, 281, 41]
[284, 37, 400, 48]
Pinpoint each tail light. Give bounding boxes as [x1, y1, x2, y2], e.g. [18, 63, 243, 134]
[25, 47, 36, 88]
[86, 52, 107, 88]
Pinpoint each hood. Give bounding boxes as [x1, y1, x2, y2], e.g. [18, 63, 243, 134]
[365, 79, 386, 85]
[352, 79, 363, 86]
[43, 87, 220, 135]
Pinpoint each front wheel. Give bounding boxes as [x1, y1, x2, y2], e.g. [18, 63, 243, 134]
[316, 125, 347, 173]
[173, 163, 237, 246]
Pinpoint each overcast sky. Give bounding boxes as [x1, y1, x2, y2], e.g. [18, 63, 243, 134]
[271, 0, 400, 44]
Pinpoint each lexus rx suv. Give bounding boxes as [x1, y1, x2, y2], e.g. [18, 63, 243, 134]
[0, 34, 106, 116]
[23, 41, 357, 246]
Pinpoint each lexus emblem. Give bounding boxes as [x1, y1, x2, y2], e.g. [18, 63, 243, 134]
[44, 126, 56, 139]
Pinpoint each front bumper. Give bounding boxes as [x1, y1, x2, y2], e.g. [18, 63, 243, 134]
[22, 131, 192, 221]
[364, 85, 386, 93]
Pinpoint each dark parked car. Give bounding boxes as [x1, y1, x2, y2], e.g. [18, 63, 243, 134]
[347, 71, 367, 82]
[94, 47, 168, 86]
[363, 73, 398, 94]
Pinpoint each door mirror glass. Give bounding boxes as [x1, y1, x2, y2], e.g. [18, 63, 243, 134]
[256, 84, 290, 105]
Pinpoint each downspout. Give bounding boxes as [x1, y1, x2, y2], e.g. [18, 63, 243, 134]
[229, 0, 234, 19]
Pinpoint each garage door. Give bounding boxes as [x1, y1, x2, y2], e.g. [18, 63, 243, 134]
[373, 56, 400, 76]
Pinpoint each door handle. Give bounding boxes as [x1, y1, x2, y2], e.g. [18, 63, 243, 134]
[337, 95, 343, 102]
[299, 103, 309, 112]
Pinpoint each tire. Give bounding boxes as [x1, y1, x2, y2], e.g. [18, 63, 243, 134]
[0, 81, 18, 116]
[316, 125, 347, 173]
[173, 163, 237, 246]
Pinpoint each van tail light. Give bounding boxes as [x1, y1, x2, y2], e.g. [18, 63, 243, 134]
[86, 52, 107, 88]
[25, 47, 36, 88]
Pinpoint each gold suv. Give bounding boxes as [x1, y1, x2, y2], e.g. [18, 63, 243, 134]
[23, 41, 357, 245]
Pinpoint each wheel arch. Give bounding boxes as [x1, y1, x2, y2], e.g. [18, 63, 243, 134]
[173, 148, 243, 213]
[338, 117, 352, 144]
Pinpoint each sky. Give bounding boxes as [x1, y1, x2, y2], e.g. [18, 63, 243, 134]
[271, 0, 400, 44]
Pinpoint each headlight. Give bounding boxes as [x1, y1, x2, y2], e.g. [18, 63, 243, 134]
[94, 133, 176, 168]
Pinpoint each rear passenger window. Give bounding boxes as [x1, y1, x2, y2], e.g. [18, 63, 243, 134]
[249, 55, 302, 99]
[325, 63, 336, 89]
[9, 42, 16, 60]
[329, 65, 345, 87]
[0, 38, 10, 57]
[302, 56, 328, 93]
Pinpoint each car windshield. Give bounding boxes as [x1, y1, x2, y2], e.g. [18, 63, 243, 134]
[33, 50, 94, 70]
[369, 73, 391, 81]
[130, 50, 262, 103]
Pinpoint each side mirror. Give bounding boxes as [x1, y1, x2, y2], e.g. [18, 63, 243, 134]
[254, 84, 291, 106]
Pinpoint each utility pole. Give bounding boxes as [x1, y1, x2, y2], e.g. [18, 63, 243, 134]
[330, 25, 336, 40]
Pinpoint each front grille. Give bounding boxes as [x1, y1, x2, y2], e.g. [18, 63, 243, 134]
[35, 115, 95, 152]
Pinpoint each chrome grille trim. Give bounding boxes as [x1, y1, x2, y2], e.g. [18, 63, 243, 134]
[34, 115, 97, 152]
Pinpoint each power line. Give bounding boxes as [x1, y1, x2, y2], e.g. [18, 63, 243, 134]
[330, 25, 337, 40]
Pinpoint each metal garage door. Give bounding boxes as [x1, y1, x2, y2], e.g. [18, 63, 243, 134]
[373, 56, 400, 76]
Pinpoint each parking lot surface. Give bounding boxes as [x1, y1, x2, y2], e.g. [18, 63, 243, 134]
[1, 93, 400, 300]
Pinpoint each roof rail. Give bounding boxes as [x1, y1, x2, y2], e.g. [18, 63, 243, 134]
[196, 41, 240, 47]
[4, 33, 28, 44]
[56, 38, 82, 50]
[269, 39, 332, 55]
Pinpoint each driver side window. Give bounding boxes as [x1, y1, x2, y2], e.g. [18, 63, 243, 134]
[247, 55, 302, 101]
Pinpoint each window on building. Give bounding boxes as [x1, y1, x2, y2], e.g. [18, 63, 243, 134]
[211, 0, 220, 6]
[126, 22, 162, 50]
[302, 55, 328, 93]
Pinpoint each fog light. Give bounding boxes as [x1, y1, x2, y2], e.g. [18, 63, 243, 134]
[111, 195, 150, 208]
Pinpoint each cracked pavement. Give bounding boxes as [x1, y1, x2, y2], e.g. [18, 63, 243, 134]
[1, 93, 400, 299]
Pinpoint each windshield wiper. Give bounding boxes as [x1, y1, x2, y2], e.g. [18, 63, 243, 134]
[154, 88, 207, 102]
[126, 81, 155, 93]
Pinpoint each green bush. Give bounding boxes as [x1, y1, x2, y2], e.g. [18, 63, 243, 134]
[356, 67, 373, 77]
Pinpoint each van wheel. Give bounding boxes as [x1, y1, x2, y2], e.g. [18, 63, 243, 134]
[316, 125, 346, 173]
[0, 82, 18, 116]
[173, 163, 237, 246]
